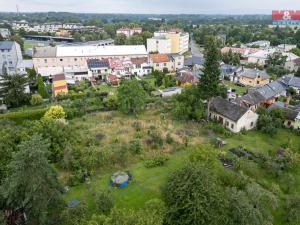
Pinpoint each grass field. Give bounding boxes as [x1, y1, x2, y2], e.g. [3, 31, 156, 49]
[63, 108, 300, 224]
[223, 80, 249, 95]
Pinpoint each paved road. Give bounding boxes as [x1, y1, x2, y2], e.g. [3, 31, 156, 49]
[190, 37, 204, 58]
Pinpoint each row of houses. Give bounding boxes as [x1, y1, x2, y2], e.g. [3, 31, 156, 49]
[32, 43, 184, 83]
[221, 46, 300, 71]
[208, 73, 300, 133]
[10, 20, 98, 33]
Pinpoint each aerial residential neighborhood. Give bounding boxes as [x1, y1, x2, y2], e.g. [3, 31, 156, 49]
[0, 1, 300, 225]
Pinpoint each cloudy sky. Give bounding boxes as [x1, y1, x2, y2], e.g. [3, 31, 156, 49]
[1, 0, 300, 14]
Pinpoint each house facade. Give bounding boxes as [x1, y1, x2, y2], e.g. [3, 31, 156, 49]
[209, 97, 259, 133]
[148, 29, 189, 54]
[0, 41, 23, 75]
[238, 68, 270, 87]
[52, 73, 68, 97]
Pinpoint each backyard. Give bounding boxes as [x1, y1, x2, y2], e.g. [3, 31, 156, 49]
[63, 109, 300, 224]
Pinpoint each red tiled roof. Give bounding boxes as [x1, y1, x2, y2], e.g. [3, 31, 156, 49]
[108, 74, 118, 81]
[150, 54, 170, 63]
[52, 73, 65, 81]
[131, 57, 148, 65]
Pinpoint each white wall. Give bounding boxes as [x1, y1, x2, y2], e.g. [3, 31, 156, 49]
[147, 38, 172, 54]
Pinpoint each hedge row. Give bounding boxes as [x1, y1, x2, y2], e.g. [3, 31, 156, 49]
[0, 108, 47, 124]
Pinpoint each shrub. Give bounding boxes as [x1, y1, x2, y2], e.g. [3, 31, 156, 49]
[166, 133, 174, 144]
[206, 122, 232, 137]
[144, 155, 169, 168]
[95, 190, 114, 215]
[0, 108, 47, 124]
[129, 139, 143, 154]
[44, 105, 66, 120]
[146, 130, 164, 149]
[30, 94, 43, 106]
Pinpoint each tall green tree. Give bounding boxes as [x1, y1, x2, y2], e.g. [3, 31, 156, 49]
[199, 36, 226, 119]
[117, 79, 147, 114]
[162, 164, 227, 225]
[0, 135, 64, 225]
[0, 73, 29, 107]
[115, 33, 127, 45]
[37, 74, 48, 98]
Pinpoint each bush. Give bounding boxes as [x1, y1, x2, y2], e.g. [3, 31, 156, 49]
[30, 94, 43, 106]
[44, 105, 66, 120]
[206, 122, 232, 137]
[166, 133, 174, 144]
[146, 130, 164, 149]
[129, 139, 143, 154]
[144, 155, 169, 168]
[95, 190, 114, 215]
[0, 108, 47, 124]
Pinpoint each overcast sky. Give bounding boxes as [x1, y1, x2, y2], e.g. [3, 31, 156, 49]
[1, 0, 300, 14]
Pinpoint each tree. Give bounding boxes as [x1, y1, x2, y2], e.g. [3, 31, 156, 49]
[117, 79, 147, 114]
[95, 190, 114, 215]
[199, 36, 226, 119]
[227, 188, 264, 225]
[73, 31, 82, 42]
[0, 73, 29, 108]
[162, 164, 227, 225]
[126, 34, 143, 45]
[37, 74, 48, 98]
[44, 105, 66, 120]
[257, 108, 284, 135]
[114, 33, 127, 45]
[0, 135, 64, 225]
[30, 94, 43, 106]
[285, 195, 300, 224]
[172, 85, 205, 121]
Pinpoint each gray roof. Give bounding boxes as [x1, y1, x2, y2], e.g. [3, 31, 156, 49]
[184, 56, 205, 66]
[268, 101, 286, 110]
[234, 91, 266, 107]
[210, 96, 248, 122]
[286, 109, 300, 121]
[288, 76, 300, 88]
[239, 68, 270, 80]
[0, 41, 14, 50]
[33, 46, 57, 58]
[253, 80, 287, 100]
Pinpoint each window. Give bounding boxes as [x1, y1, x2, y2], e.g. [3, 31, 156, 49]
[74, 58, 77, 61]
[225, 121, 229, 127]
[251, 122, 254, 127]
[231, 124, 234, 129]
[60, 59, 63, 62]
[44, 59, 47, 63]
[164, 63, 167, 66]
[156, 63, 159, 66]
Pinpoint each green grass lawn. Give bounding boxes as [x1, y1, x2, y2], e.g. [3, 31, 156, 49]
[65, 150, 189, 211]
[63, 108, 300, 224]
[223, 80, 249, 95]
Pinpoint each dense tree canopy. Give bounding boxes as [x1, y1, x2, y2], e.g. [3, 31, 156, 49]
[0, 135, 64, 225]
[117, 79, 148, 114]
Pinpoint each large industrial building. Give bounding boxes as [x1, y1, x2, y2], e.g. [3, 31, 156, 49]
[33, 44, 148, 77]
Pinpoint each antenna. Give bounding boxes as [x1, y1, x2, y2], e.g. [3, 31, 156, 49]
[16, 4, 19, 16]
